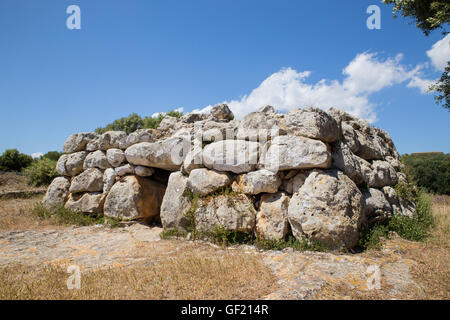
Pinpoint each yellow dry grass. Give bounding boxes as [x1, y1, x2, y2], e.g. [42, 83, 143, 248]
[0, 195, 62, 231]
[0, 250, 278, 300]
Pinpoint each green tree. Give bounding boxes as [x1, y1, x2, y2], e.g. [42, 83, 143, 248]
[429, 61, 450, 109]
[383, 0, 449, 35]
[383, 0, 450, 109]
[42, 151, 63, 161]
[401, 153, 450, 194]
[0, 149, 33, 172]
[95, 113, 144, 134]
[96, 110, 184, 133]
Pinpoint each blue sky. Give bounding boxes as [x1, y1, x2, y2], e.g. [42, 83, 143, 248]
[0, 0, 449, 156]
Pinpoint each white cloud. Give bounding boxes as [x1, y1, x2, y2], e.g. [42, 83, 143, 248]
[426, 33, 450, 71]
[407, 76, 434, 94]
[151, 107, 184, 118]
[31, 152, 44, 159]
[199, 52, 425, 122]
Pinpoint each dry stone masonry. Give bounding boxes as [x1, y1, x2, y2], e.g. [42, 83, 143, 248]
[43, 104, 416, 250]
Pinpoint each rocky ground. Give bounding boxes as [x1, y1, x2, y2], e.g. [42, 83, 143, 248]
[0, 219, 425, 300]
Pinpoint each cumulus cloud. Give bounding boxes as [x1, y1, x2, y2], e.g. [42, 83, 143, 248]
[196, 52, 427, 122]
[31, 152, 44, 159]
[426, 33, 450, 71]
[194, 35, 449, 123]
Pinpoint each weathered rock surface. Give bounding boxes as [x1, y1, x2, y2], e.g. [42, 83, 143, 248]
[263, 136, 331, 172]
[210, 103, 234, 121]
[86, 131, 127, 151]
[42, 177, 71, 209]
[104, 176, 166, 221]
[160, 172, 192, 230]
[281, 170, 313, 194]
[119, 129, 158, 149]
[106, 148, 126, 167]
[187, 168, 231, 196]
[363, 188, 392, 225]
[63, 132, 97, 154]
[69, 168, 104, 194]
[83, 150, 111, 170]
[114, 163, 135, 176]
[256, 192, 290, 240]
[56, 155, 68, 176]
[125, 137, 190, 171]
[285, 107, 339, 142]
[288, 170, 364, 250]
[65, 151, 88, 176]
[134, 166, 155, 177]
[203, 140, 259, 174]
[103, 168, 117, 194]
[65, 192, 104, 214]
[195, 194, 256, 232]
[233, 169, 281, 195]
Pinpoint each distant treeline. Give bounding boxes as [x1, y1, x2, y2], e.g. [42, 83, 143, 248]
[401, 153, 450, 195]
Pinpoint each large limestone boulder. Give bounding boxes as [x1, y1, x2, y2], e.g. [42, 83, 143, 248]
[160, 172, 192, 230]
[233, 169, 281, 195]
[56, 155, 68, 176]
[42, 177, 71, 209]
[180, 113, 205, 123]
[288, 170, 365, 250]
[63, 132, 97, 154]
[65, 151, 88, 176]
[193, 119, 239, 142]
[236, 111, 284, 141]
[119, 129, 158, 149]
[195, 194, 256, 232]
[263, 135, 331, 172]
[158, 116, 179, 131]
[256, 192, 290, 240]
[281, 170, 312, 194]
[64, 192, 104, 214]
[83, 150, 111, 170]
[285, 107, 340, 143]
[106, 149, 126, 167]
[202, 140, 259, 174]
[69, 168, 104, 194]
[210, 103, 234, 121]
[362, 188, 392, 225]
[332, 141, 365, 185]
[125, 137, 190, 171]
[366, 160, 398, 188]
[187, 168, 231, 196]
[104, 175, 166, 221]
[86, 131, 127, 151]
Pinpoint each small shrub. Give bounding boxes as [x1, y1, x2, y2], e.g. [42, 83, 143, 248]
[389, 192, 434, 241]
[357, 224, 390, 250]
[160, 229, 188, 239]
[254, 236, 328, 252]
[23, 158, 58, 186]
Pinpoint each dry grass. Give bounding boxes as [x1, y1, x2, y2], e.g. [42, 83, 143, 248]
[0, 250, 278, 300]
[0, 172, 44, 193]
[399, 195, 450, 300]
[314, 194, 450, 300]
[0, 196, 63, 231]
